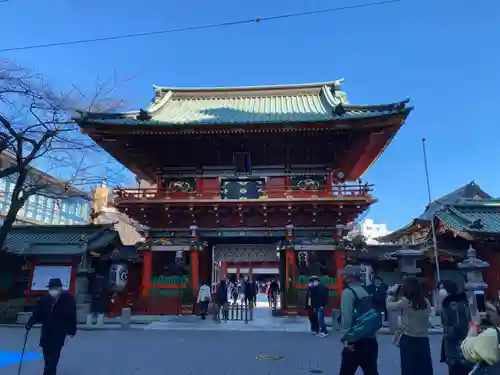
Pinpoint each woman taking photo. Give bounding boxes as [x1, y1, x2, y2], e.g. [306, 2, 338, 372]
[461, 301, 500, 371]
[387, 277, 433, 375]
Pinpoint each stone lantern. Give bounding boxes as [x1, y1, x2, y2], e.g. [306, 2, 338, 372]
[458, 245, 489, 315]
[395, 248, 424, 276]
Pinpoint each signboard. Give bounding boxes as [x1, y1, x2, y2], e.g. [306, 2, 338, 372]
[31, 266, 72, 291]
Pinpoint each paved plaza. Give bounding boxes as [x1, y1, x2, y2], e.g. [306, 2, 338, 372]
[0, 326, 448, 375]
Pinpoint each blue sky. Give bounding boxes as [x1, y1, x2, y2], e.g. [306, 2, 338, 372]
[1, 0, 499, 230]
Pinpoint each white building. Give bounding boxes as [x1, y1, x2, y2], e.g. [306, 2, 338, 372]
[349, 218, 390, 244]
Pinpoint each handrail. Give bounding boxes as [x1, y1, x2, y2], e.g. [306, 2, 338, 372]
[114, 183, 373, 201]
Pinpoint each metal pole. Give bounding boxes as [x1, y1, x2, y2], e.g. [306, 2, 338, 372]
[422, 138, 441, 282]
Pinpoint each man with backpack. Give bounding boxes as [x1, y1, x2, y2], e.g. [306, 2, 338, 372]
[338, 265, 381, 375]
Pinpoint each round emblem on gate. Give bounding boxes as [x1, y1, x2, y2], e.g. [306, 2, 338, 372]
[119, 269, 128, 281]
[297, 179, 320, 191]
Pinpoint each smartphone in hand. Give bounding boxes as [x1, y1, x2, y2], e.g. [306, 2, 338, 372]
[473, 290, 486, 312]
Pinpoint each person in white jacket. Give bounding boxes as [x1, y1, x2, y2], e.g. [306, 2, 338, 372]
[197, 282, 212, 320]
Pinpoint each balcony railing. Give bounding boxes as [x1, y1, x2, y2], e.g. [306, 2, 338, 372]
[114, 183, 373, 202]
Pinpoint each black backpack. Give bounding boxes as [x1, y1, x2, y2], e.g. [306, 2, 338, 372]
[342, 287, 382, 343]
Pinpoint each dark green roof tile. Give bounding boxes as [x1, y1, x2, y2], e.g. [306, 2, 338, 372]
[3, 224, 118, 255]
[437, 200, 500, 234]
[76, 81, 412, 127]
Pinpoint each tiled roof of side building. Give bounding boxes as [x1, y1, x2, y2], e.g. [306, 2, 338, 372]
[2, 224, 119, 255]
[378, 181, 491, 242]
[75, 79, 412, 127]
[437, 199, 500, 235]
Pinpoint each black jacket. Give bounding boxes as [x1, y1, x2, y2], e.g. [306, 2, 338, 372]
[440, 292, 473, 368]
[27, 293, 77, 349]
[215, 281, 228, 304]
[366, 284, 387, 311]
[306, 284, 329, 309]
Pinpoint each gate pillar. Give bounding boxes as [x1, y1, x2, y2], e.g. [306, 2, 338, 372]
[189, 225, 200, 292]
[284, 224, 295, 289]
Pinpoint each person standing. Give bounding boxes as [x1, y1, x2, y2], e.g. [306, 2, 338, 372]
[311, 276, 329, 337]
[436, 282, 449, 318]
[25, 278, 77, 375]
[197, 281, 211, 320]
[387, 277, 433, 375]
[250, 278, 258, 306]
[366, 277, 388, 321]
[305, 277, 319, 334]
[269, 279, 280, 309]
[214, 279, 228, 322]
[242, 276, 253, 307]
[339, 266, 379, 375]
[440, 280, 473, 375]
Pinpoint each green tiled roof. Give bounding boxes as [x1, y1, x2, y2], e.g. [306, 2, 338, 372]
[437, 200, 500, 234]
[379, 181, 491, 242]
[3, 224, 119, 255]
[76, 80, 412, 127]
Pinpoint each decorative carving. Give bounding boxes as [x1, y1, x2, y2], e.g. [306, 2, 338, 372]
[152, 238, 173, 246]
[174, 251, 186, 266]
[291, 175, 326, 192]
[213, 244, 277, 262]
[297, 178, 320, 191]
[297, 251, 309, 267]
[169, 180, 192, 192]
[220, 179, 264, 200]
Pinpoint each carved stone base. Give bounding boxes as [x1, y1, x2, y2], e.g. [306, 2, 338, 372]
[180, 304, 193, 315]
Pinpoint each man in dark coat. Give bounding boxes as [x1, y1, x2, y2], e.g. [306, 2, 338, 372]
[366, 276, 388, 321]
[304, 276, 319, 334]
[26, 278, 77, 375]
[214, 280, 228, 322]
[310, 276, 329, 337]
[440, 281, 473, 375]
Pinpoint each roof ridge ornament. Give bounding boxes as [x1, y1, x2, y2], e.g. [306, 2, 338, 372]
[136, 109, 151, 121]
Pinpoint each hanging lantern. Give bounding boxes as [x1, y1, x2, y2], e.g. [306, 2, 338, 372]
[297, 251, 309, 267]
[175, 250, 186, 266]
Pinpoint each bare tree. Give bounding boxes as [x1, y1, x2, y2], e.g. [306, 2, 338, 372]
[0, 60, 131, 250]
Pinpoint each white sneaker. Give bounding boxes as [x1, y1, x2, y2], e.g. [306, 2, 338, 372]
[318, 332, 328, 337]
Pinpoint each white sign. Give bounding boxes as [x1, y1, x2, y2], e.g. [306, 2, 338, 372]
[31, 266, 72, 291]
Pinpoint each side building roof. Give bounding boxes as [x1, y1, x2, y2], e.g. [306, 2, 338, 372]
[437, 199, 500, 238]
[75, 79, 412, 128]
[379, 181, 492, 242]
[2, 224, 120, 256]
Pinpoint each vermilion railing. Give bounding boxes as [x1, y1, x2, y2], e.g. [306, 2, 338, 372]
[114, 183, 373, 201]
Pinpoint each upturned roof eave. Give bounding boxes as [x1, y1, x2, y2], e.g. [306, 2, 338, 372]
[377, 218, 430, 242]
[76, 106, 411, 129]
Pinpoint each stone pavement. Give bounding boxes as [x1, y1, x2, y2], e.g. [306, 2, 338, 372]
[0, 327, 448, 375]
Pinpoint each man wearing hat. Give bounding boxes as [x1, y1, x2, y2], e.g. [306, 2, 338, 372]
[338, 265, 379, 375]
[26, 278, 77, 375]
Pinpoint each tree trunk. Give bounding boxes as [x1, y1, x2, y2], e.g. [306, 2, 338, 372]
[0, 198, 23, 251]
[0, 170, 28, 252]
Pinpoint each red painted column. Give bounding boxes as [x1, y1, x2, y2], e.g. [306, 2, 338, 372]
[285, 224, 295, 288]
[141, 251, 152, 297]
[189, 225, 200, 293]
[334, 226, 345, 299]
